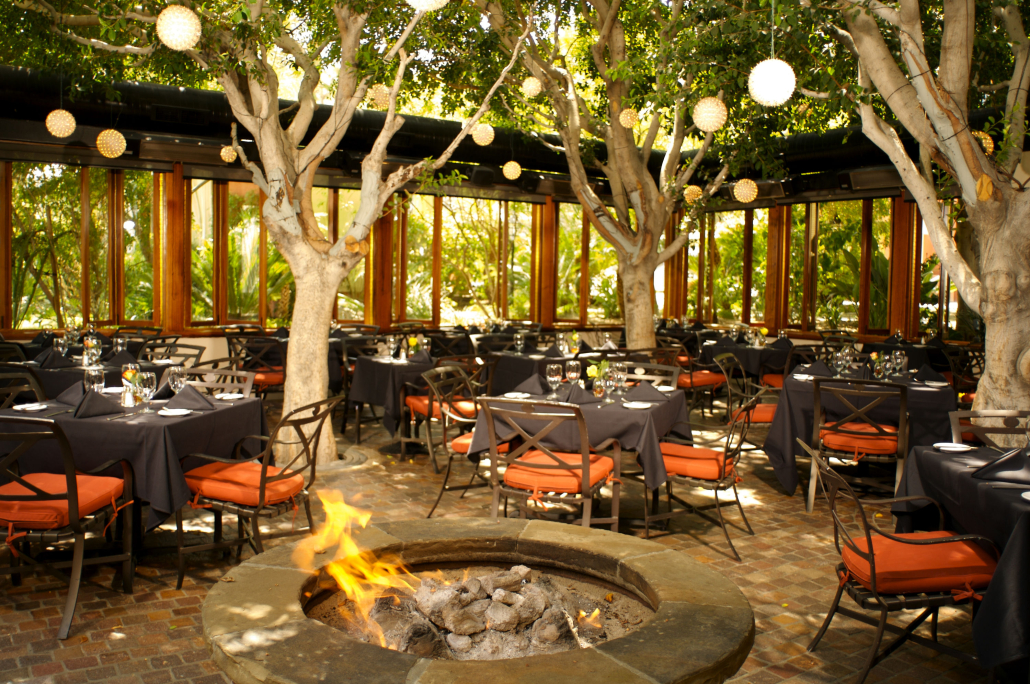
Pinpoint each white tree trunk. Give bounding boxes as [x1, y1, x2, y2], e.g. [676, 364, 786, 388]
[621, 259, 657, 349]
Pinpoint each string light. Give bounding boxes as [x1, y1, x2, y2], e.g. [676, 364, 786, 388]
[220, 145, 238, 163]
[97, 129, 126, 158]
[369, 84, 390, 109]
[156, 5, 201, 51]
[973, 130, 994, 155]
[503, 161, 522, 180]
[472, 123, 494, 146]
[521, 77, 542, 97]
[749, 59, 796, 107]
[733, 179, 758, 203]
[46, 109, 76, 138]
[684, 185, 703, 203]
[619, 108, 639, 128]
[692, 97, 727, 133]
[405, 0, 449, 9]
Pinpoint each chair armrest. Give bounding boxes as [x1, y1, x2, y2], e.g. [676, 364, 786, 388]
[861, 495, 945, 528]
[872, 526, 1000, 559]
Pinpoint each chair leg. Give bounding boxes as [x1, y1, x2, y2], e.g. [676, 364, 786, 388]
[854, 609, 889, 684]
[610, 475, 620, 533]
[930, 608, 939, 642]
[490, 483, 501, 522]
[57, 533, 85, 640]
[458, 461, 478, 499]
[807, 582, 844, 652]
[304, 499, 316, 535]
[355, 404, 362, 444]
[175, 509, 187, 590]
[427, 453, 455, 519]
[214, 510, 223, 545]
[712, 488, 741, 562]
[236, 516, 246, 559]
[250, 515, 265, 554]
[895, 455, 905, 494]
[122, 503, 135, 594]
[581, 495, 592, 528]
[806, 451, 820, 514]
[732, 483, 754, 535]
[10, 538, 22, 587]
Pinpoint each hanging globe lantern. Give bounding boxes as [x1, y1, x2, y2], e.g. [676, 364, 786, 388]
[368, 84, 390, 110]
[618, 108, 639, 128]
[46, 109, 76, 138]
[503, 161, 522, 181]
[96, 129, 126, 158]
[471, 123, 494, 146]
[405, 0, 449, 10]
[684, 185, 703, 203]
[733, 179, 758, 203]
[156, 5, 202, 51]
[972, 130, 995, 156]
[748, 58, 796, 107]
[692, 97, 727, 133]
[220, 145, 238, 163]
[521, 77, 542, 98]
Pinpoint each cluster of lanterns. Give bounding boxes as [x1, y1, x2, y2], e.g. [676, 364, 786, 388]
[368, 84, 391, 110]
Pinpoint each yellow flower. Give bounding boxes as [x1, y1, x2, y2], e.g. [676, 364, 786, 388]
[870, 352, 879, 361]
[586, 365, 598, 378]
[408, 337, 418, 346]
[760, 327, 769, 336]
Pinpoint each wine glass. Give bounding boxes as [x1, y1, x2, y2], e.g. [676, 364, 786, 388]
[168, 366, 188, 394]
[514, 333, 525, 354]
[832, 351, 847, 377]
[873, 360, 886, 380]
[892, 350, 906, 375]
[136, 372, 157, 413]
[778, 329, 788, 340]
[113, 337, 127, 354]
[386, 335, 398, 359]
[84, 368, 105, 393]
[611, 361, 627, 395]
[602, 374, 617, 405]
[66, 328, 80, 345]
[545, 363, 563, 400]
[557, 332, 568, 356]
[603, 332, 613, 346]
[566, 360, 581, 388]
[121, 363, 140, 389]
[52, 337, 68, 357]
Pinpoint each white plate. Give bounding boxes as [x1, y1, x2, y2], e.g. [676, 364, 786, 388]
[623, 401, 654, 410]
[102, 387, 123, 394]
[657, 385, 676, 392]
[925, 381, 950, 388]
[158, 408, 191, 417]
[13, 403, 47, 412]
[792, 374, 813, 381]
[153, 359, 176, 365]
[503, 392, 531, 399]
[1023, 492, 1030, 501]
[215, 393, 244, 401]
[933, 442, 975, 453]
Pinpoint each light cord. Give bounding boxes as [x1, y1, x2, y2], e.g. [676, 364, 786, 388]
[771, 0, 776, 59]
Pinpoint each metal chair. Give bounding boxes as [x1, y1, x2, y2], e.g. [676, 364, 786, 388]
[817, 329, 851, 341]
[949, 409, 1030, 448]
[800, 441, 995, 684]
[333, 324, 380, 335]
[436, 355, 498, 396]
[174, 397, 341, 589]
[182, 366, 255, 397]
[226, 335, 286, 397]
[136, 339, 205, 366]
[341, 336, 387, 443]
[0, 417, 135, 639]
[474, 333, 516, 353]
[219, 323, 264, 336]
[675, 333, 727, 415]
[0, 367, 46, 408]
[479, 398, 621, 531]
[943, 344, 983, 405]
[0, 343, 27, 363]
[620, 361, 681, 388]
[399, 365, 480, 468]
[761, 346, 821, 389]
[713, 353, 777, 438]
[114, 326, 164, 340]
[424, 332, 472, 357]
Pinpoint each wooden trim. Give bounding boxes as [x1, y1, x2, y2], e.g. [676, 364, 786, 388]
[530, 203, 540, 323]
[538, 197, 555, 328]
[886, 197, 919, 338]
[166, 163, 187, 333]
[705, 216, 715, 323]
[763, 205, 787, 333]
[500, 201, 510, 320]
[801, 204, 817, 331]
[579, 208, 589, 326]
[432, 195, 442, 326]
[910, 203, 923, 336]
[696, 216, 706, 321]
[742, 209, 753, 324]
[151, 172, 162, 326]
[80, 167, 90, 325]
[259, 188, 268, 327]
[329, 188, 338, 322]
[112, 171, 125, 324]
[396, 197, 408, 323]
[0, 163, 11, 329]
[857, 198, 873, 335]
[371, 199, 394, 328]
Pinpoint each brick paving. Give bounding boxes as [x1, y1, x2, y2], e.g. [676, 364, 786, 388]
[0, 409, 995, 684]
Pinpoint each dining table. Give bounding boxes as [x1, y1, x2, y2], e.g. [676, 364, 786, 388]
[488, 350, 633, 396]
[763, 366, 957, 495]
[21, 358, 176, 399]
[698, 339, 792, 375]
[862, 341, 951, 373]
[347, 354, 435, 436]
[893, 444, 1030, 670]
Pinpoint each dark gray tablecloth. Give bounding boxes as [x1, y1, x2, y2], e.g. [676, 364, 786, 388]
[347, 356, 434, 435]
[863, 342, 950, 372]
[467, 390, 688, 491]
[893, 446, 1030, 668]
[764, 371, 956, 494]
[700, 342, 789, 376]
[24, 360, 174, 399]
[1, 397, 266, 530]
[490, 352, 631, 395]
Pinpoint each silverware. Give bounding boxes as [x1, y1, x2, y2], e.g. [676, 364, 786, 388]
[990, 483, 1030, 490]
[44, 409, 71, 417]
[107, 412, 139, 421]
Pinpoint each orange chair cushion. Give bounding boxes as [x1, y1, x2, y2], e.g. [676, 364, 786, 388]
[503, 451, 613, 494]
[0, 473, 124, 530]
[677, 355, 692, 366]
[677, 371, 726, 389]
[184, 461, 303, 507]
[451, 433, 509, 454]
[253, 368, 285, 387]
[960, 392, 976, 404]
[841, 531, 997, 594]
[659, 443, 732, 480]
[820, 422, 898, 455]
[762, 374, 784, 388]
[405, 395, 477, 420]
[732, 403, 777, 424]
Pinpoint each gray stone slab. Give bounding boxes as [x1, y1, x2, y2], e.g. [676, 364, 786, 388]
[414, 647, 654, 684]
[375, 517, 529, 565]
[203, 565, 312, 639]
[619, 549, 751, 610]
[251, 525, 405, 571]
[517, 520, 666, 585]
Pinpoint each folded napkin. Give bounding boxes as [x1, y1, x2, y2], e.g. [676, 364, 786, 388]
[41, 352, 76, 369]
[927, 337, 946, 348]
[34, 348, 55, 364]
[578, 339, 592, 352]
[106, 350, 138, 367]
[152, 382, 175, 400]
[503, 326, 516, 333]
[513, 375, 547, 395]
[562, 383, 598, 405]
[543, 344, 564, 358]
[914, 364, 947, 383]
[769, 337, 793, 350]
[56, 382, 85, 405]
[274, 326, 289, 337]
[408, 349, 432, 365]
[600, 340, 619, 350]
[489, 324, 501, 333]
[883, 333, 903, 344]
[972, 448, 1030, 485]
[31, 331, 54, 346]
[716, 335, 737, 347]
[802, 360, 834, 377]
[92, 332, 113, 345]
[166, 384, 215, 411]
[74, 390, 123, 419]
[468, 326, 482, 334]
[626, 382, 670, 402]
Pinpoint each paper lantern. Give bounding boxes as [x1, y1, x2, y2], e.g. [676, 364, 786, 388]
[684, 185, 702, 203]
[472, 123, 494, 146]
[748, 58, 796, 106]
[156, 5, 201, 51]
[733, 178, 758, 203]
[973, 130, 994, 156]
[220, 145, 238, 163]
[368, 84, 390, 109]
[619, 108, 639, 128]
[521, 77, 542, 97]
[46, 109, 76, 138]
[692, 97, 727, 133]
[502, 161, 522, 180]
[405, 0, 449, 10]
[96, 129, 126, 158]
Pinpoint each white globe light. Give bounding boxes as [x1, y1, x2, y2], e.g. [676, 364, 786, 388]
[220, 145, 238, 163]
[521, 77, 542, 98]
[503, 161, 522, 180]
[619, 108, 639, 128]
[748, 58, 796, 107]
[684, 185, 702, 203]
[692, 97, 727, 133]
[156, 5, 201, 52]
[973, 130, 994, 156]
[369, 84, 390, 109]
[405, 0, 449, 10]
[471, 123, 494, 146]
[733, 179, 758, 203]
[123, 220, 136, 230]
[46, 109, 76, 138]
[96, 129, 126, 158]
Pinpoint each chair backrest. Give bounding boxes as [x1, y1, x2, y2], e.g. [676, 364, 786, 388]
[114, 326, 163, 338]
[811, 378, 908, 458]
[220, 323, 264, 336]
[631, 347, 680, 367]
[136, 340, 205, 367]
[334, 324, 380, 335]
[786, 345, 822, 372]
[344, 336, 387, 360]
[711, 352, 749, 407]
[0, 367, 46, 408]
[816, 329, 849, 341]
[0, 343, 27, 363]
[182, 366, 255, 397]
[393, 322, 423, 333]
[621, 361, 681, 388]
[425, 332, 472, 357]
[942, 345, 983, 393]
[435, 355, 498, 395]
[226, 335, 285, 371]
[529, 332, 556, 349]
[474, 334, 516, 353]
[950, 409, 1030, 448]
[256, 397, 342, 502]
[422, 366, 481, 424]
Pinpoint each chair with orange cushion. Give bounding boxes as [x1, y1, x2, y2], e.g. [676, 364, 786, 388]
[226, 335, 287, 398]
[399, 365, 481, 466]
[641, 398, 755, 559]
[800, 442, 995, 683]
[0, 417, 135, 639]
[943, 344, 982, 407]
[712, 353, 778, 450]
[480, 398, 621, 531]
[173, 397, 341, 589]
[676, 332, 728, 416]
[948, 409, 1030, 448]
[808, 378, 909, 514]
[761, 345, 819, 390]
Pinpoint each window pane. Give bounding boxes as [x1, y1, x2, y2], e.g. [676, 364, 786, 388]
[228, 182, 261, 321]
[751, 209, 768, 322]
[589, 228, 621, 324]
[401, 196, 433, 321]
[336, 190, 365, 321]
[787, 206, 808, 326]
[123, 170, 155, 321]
[506, 202, 533, 320]
[713, 211, 745, 324]
[10, 163, 82, 329]
[868, 198, 892, 331]
[190, 179, 215, 321]
[267, 237, 294, 328]
[439, 196, 502, 326]
[816, 201, 863, 331]
[556, 203, 582, 320]
[312, 187, 330, 236]
[88, 168, 110, 321]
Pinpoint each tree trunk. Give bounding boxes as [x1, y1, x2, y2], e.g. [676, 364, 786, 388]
[621, 259, 657, 349]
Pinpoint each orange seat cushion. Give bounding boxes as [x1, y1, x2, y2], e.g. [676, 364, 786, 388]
[820, 422, 898, 455]
[960, 392, 976, 404]
[762, 374, 784, 388]
[732, 403, 777, 423]
[677, 355, 692, 366]
[503, 451, 613, 494]
[660, 443, 732, 480]
[451, 433, 508, 454]
[253, 369, 285, 387]
[184, 461, 303, 507]
[0, 473, 124, 530]
[841, 531, 997, 595]
[677, 371, 726, 389]
[405, 396, 477, 420]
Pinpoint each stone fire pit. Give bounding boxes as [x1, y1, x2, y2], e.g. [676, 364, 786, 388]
[202, 519, 755, 684]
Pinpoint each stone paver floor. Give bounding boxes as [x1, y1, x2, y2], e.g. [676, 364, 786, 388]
[0, 405, 998, 684]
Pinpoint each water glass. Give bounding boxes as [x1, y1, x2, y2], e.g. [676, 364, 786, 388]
[602, 374, 617, 405]
[52, 337, 68, 357]
[892, 350, 906, 375]
[611, 361, 627, 395]
[84, 368, 105, 393]
[66, 328, 80, 345]
[566, 360, 581, 387]
[514, 333, 525, 354]
[545, 363, 563, 400]
[113, 338, 127, 354]
[168, 366, 188, 393]
[386, 335, 398, 358]
[556, 332, 568, 356]
[873, 360, 886, 380]
[136, 372, 157, 413]
[778, 329, 788, 340]
[121, 363, 140, 389]
[832, 351, 847, 376]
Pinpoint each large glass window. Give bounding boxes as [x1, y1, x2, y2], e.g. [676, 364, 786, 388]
[438, 196, 502, 325]
[816, 201, 862, 330]
[751, 209, 769, 323]
[588, 228, 621, 324]
[336, 190, 365, 321]
[556, 203, 582, 321]
[228, 182, 261, 321]
[190, 179, 215, 322]
[713, 211, 746, 324]
[787, 205, 808, 326]
[506, 202, 534, 321]
[87, 168, 111, 322]
[122, 170, 156, 321]
[401, 195, 434, 321]
[868, 198, 892, 331]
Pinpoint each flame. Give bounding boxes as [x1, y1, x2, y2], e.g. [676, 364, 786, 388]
[294, 491, 417, 647]
[577, 608, 602, 630]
